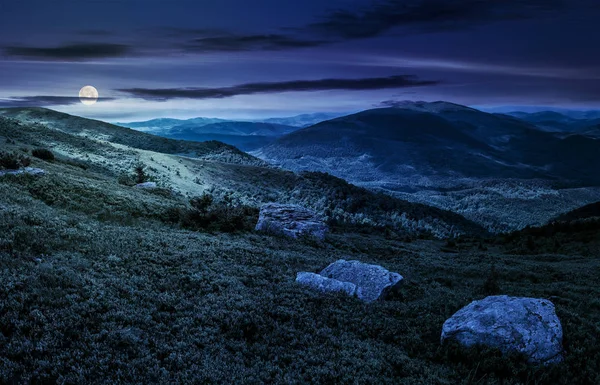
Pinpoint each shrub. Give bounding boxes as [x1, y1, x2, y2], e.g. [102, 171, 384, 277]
[177, 194, 259, 233]
[190, 193, 213, 213]
[32, 148, 55, 161]
[0, 151, 31, 170]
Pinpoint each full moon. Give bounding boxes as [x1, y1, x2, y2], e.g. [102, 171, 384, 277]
[79, 85, 99, 105]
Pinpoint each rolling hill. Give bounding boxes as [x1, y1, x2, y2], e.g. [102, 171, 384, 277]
[0, 108, 263, 166]
[257, 102, 600, 185]
[254, 102, 600, 231]
[0, 107, 486, 238]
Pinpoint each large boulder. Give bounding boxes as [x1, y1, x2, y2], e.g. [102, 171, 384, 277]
[441, 295, 563, 365]
[320, 260, 404, 302]
[255, 203, 328, 240]
[296, 272, 357, 297]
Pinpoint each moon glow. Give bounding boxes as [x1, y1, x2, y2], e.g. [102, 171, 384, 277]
[79, 85, 99, 105]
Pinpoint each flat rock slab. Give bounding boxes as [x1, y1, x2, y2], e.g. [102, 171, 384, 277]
[296, 272, 357, 297]
[0, 167, 45, 177]
[320, 260, 404, 302]
[135, 182, 158, 189]
[441, 295, 563, 365]
[255, 203, 328, 240]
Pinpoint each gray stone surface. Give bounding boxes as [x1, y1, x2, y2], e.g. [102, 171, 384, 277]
[135, 182, 157, 189]
[255, 203, 328, 240]
[0, 167, 45, 177]
[320, 260, 404, 302]
[296, 272, 357, 297]
[441, 295, 563, 364]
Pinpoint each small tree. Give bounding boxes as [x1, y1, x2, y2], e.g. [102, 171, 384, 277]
[134, 163, 148, 184]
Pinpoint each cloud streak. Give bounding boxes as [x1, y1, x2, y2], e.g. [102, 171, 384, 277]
[2, 1, 589, 61]
[183, 34, 328, 52]
[310, 0, 569, 39]
[3, 43, 132, 60]
[118, 75, 440, 101]
[0, 96, 116, 107]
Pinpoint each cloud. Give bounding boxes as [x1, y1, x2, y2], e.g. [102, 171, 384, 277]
[0, 96, 116, 107]
[118, 75, 440, 101]
[183, 34, 329, 52]
[310, 0, 567, 39]
[3, 43, 132, 60]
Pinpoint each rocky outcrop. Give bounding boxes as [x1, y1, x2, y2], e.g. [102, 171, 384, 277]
[441, 295, 563, 364]
[255, 203, 328, 240]
[295, 272, 357, 297]
[296, 260, 403, 302]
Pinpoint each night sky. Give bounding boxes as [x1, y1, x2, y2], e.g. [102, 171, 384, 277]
[1, 0, 599, 121]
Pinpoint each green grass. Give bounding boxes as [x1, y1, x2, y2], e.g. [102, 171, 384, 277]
[1, 165, 599, 384]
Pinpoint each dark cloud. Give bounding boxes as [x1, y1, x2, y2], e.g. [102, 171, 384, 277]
[3, 43, 132, 60]
[310, 0, 568, 39]
[0, 96, 116, 107]
[183, 34, 329, 52]
[118, 75, 440, 101]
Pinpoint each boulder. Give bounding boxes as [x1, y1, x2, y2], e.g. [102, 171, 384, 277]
[0, 167, 45, 177]
[135, 182, 157, 189]
[441, 295, 563, 364]
[296, 272, 356, 297]
[320, 260, 404, 302]
[255, 203, 328, 240]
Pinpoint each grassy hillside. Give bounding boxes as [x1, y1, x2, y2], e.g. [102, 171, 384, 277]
[0, 111, 485, 238]
[0, 146, 599, 383]
[0, 108, 264, 166]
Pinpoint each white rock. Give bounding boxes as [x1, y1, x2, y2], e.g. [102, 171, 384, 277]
[255, 203, 328, 240]
[0, 167, 45, 177]
[441, 295, 563, 365]
[296, 272, 357, 297]
[135, 182, 157, 189]
[320, 260, 404, 302]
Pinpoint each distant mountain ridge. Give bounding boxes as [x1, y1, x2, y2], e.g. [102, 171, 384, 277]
[116, 113, 343, 150]
[505, 111, 600, 134]
[253, 101, 600, 232]
[256, 102, 600, 187]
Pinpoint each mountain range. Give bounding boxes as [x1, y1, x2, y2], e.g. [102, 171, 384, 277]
[0, 107, 484, 238]
[7, 103, 600, 233]
[256, 102, 600, 185]
[116, 113, 345, 151]
[251, 101, 600, 231]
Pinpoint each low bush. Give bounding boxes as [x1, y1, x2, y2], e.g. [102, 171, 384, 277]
[31, 148, 55, 161]
[175, 194, 259, 233]
[0, 151, 31, 170]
